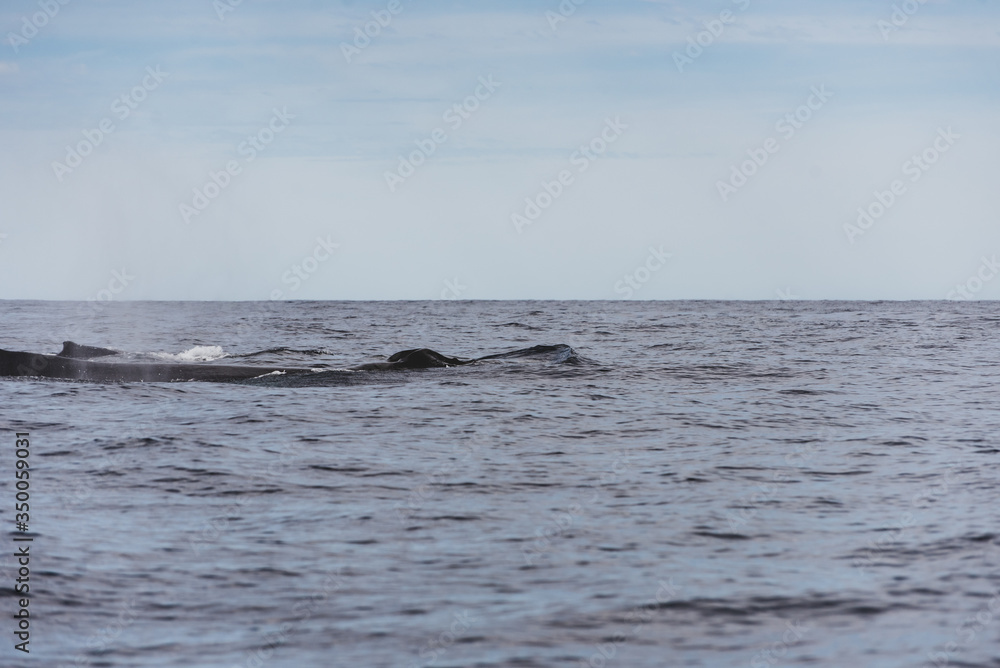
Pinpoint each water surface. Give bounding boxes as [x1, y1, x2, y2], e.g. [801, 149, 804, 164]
[1, 300, 998, 667]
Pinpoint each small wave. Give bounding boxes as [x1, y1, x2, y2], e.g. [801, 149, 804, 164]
[152, 346, 228, 362]
[233, 347, 332, 358]
[499, 322, 543, 331]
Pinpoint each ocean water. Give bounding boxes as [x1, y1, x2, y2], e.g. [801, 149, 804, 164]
[1, 300, 999, 668]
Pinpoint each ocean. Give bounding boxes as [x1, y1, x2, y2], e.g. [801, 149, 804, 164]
[1, 300, 998, 667]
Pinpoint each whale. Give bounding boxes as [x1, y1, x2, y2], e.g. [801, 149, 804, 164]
[350, 348, 473, 371]
[0, 347, 308, 383]
[0, 342, 576, 384]
[57, 341, 120, 359]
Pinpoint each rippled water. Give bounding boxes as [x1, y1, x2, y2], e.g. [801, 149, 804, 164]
[1, 300, 999, 667]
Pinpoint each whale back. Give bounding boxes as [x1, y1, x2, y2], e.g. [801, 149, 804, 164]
[0, 343, 580, 383]
[58, 341, 119, 359]
[385, 348, 470, 368]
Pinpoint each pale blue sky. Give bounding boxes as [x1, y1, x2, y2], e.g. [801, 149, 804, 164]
[1, 0, 998, 299]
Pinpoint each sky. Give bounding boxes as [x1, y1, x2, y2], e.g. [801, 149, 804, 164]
[0, 0, 998, 300]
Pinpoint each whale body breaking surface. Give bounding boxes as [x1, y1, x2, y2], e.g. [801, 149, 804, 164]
[0, 341, 580, 384]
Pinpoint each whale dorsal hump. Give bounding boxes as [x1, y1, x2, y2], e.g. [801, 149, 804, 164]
[58, 341, 119, 359]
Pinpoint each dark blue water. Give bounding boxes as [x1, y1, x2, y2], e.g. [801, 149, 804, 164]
[1, 300, 999, 667]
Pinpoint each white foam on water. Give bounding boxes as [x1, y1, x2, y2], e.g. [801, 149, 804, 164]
[152, 346, 228, 362]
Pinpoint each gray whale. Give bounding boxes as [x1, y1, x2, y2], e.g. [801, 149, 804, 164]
[0, 342, 575, 383]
